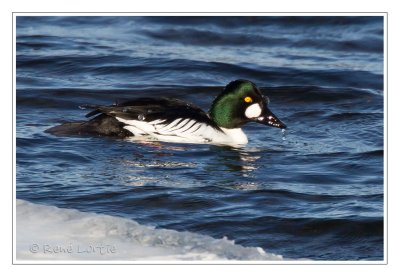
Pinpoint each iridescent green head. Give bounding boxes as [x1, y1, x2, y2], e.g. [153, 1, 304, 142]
[209, 80, 286, 129]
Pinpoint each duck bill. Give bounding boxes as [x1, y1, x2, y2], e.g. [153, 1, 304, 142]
[253, 108, 287, 129]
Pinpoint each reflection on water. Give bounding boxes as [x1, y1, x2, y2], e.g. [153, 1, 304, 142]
[231, 182, 261, 191]
[205, 146, 261, 183]
[101, 143, 265, 189]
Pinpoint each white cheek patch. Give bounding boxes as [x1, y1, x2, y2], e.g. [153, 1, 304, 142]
[245, 103, 262, 119]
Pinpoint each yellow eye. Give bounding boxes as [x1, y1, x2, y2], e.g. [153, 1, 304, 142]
[244, 96, 253, 103]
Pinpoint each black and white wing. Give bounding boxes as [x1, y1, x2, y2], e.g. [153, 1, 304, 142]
[82, 98, 223, 142]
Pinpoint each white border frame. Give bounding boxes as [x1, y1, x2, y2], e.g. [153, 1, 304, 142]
[12, 12, 388, 265]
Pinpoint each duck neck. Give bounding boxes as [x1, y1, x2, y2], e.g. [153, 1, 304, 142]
[209, 102, 244, 129]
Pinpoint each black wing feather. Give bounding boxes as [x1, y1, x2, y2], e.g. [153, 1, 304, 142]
[82, 97, 221, 130]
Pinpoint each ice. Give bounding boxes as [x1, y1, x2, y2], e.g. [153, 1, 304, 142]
[16, 199, 284, 261]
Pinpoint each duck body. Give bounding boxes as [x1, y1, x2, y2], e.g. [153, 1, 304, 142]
[46, 80, 286, 146]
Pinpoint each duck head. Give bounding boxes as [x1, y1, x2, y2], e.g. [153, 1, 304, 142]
[209, 80, 287, 130]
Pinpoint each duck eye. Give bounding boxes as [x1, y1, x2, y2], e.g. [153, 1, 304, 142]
[244, 96, 253, 103]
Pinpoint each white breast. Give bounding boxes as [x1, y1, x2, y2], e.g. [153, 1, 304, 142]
[219, 127, 248, 144]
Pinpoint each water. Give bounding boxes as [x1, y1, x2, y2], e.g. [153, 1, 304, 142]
[15, 16, 384, 261]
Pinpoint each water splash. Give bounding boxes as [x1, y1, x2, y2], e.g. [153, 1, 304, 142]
[281, 128, 287, 141]
[138, 114, 146, 121]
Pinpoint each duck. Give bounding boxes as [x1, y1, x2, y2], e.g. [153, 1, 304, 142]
[46, 80, 286, 145]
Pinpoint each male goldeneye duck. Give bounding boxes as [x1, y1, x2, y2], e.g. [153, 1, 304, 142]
[46, 80, 286, 145]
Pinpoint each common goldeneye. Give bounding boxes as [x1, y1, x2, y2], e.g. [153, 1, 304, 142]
[46, 80, 286, 145]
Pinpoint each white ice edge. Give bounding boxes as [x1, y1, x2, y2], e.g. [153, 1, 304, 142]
[16, 199, 284, 261]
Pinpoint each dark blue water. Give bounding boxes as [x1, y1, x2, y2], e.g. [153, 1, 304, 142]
[15, 16, 384, 261]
